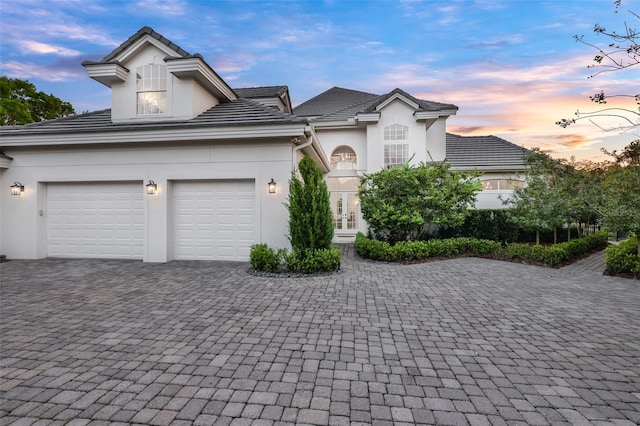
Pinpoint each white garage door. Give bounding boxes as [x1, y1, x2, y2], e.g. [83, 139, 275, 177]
[47, 182, 144, 259]
[173, 180, 255, 261]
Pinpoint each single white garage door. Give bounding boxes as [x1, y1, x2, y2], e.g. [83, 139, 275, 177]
[47, 182, 144, 259]
[173, 180, 255, 261]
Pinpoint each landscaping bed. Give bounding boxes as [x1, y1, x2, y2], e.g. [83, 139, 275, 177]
[355, 231, 612, 269]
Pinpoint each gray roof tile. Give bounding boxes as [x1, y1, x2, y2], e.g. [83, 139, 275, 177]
[101, 26, 191, 63]
[364, 88, 457, 113]
[446, 133, 533, 170]
[293, 87, 379, 118]
[234, 86, 289, 98]
[0, 98, 306, 137]
[293, 86, 457, 122]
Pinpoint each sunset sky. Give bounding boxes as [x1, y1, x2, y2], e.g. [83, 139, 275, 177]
[0, 0, 637, 161]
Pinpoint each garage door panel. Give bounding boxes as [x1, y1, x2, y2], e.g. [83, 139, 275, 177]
[47, 182, 143, 259]
[173, 180, 255, 261]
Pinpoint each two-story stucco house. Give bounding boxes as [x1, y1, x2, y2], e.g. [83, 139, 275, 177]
[0, 27, 532, 262]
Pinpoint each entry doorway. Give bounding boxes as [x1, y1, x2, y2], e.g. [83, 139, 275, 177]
[330, 192, 359, 234]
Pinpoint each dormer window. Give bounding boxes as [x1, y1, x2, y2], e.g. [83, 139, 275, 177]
[136, 64, 167, 115]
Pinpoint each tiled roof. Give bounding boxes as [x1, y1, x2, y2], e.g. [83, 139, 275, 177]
[234, 86, 289, 98]
[364, 88, 457, 113]
[100, 26, 191, 63]
[293, 87, 457, 122]
[446, 133, 533, 170]
[0, 99, 307, 136]
[293, 87, 379, 118]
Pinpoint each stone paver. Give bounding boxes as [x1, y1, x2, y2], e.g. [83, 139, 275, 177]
[1, 247, 639, 425]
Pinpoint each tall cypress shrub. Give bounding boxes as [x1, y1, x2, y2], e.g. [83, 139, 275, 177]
[287, 156, 333, 251]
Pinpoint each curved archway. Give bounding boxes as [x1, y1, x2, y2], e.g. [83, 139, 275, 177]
[330, 145, 357, 170]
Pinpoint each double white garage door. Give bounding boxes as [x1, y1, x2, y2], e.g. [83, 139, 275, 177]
[47, 180, 255, 261]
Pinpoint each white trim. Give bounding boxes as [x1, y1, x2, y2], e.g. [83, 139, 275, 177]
[116, 35, 183, 63]
[376, 93, 419, 111]
[451, 165, 528, 172]
[166, 57, 236, 101]
[84, 63, 129, 87]
[311, 119, 359, 129]
[414, 109, 457, 120]
[0, 124, 308, 147]
[0, 156, 12, 169]
[355, 112, 380, 123]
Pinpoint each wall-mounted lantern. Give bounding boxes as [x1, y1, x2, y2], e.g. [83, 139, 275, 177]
[268, 178, 276, 194]
[10, 182, 24, 196]
[146, 180, 157, 195]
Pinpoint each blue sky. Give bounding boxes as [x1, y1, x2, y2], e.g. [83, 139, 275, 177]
[1, 0, 637, 161]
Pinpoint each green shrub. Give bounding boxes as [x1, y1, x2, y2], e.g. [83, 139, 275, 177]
[315, 247, 342, 272]
[439, 209, 520, 243]
[355, 233, 395, 261]
[283, 249, 301, 273]
[250, 244, 341, 274]
[605, 237, 640, 277]
[356, 231, 607, 267]
[250, 244, 280, 271]
[356, 233, 502, 262]
[504, 231, 608, 266]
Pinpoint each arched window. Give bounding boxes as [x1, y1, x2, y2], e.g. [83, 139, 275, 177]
[136, 64, 167, 115]
[330, 146, 357, 170]
[383, 124, 409, 167]
[384, 123, 408, 140]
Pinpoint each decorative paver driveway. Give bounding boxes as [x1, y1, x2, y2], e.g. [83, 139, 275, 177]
[1, 251, 639, 425]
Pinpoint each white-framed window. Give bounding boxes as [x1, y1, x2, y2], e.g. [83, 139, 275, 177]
[384, 123, 408, 140]
[482, 179, 524, 191]
[384, 144, 409, 168]
[136, 64, 167, 115]
[383, 124, 409, 168]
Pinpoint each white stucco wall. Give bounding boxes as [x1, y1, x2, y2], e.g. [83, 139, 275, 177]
[474, 173, 525, 209]
[315, 128, 367, 172]
[425, 118, 447, 162]
[360, 100, 448, 171]
[0, 141, 293, 262]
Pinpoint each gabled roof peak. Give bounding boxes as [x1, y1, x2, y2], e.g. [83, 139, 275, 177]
[100, 26, 191, 63]
[365, 88, 457, 113]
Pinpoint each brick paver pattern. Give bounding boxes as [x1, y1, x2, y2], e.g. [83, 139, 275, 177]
[1, 248, 639, 425]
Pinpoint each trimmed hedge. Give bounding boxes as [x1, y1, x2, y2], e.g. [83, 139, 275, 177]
[355, 233, 501, 262]
[605, 237, 640, 278]
[504, 231, 609, 267]
[250, 244, 341, 274]
[355, 231, 609, 267]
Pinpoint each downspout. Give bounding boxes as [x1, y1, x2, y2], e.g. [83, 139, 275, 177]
[291, 135, 313, 172]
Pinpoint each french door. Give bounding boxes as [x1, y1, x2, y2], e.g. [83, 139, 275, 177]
[330, 192, 359, 234]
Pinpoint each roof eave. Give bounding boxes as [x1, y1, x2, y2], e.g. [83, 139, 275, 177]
[449, 164, 528, 172]
[165, 56, 237, 101]
[0, 123, 309, 147]
[82, 62, 129, 88]
[415, 109, 458, 120]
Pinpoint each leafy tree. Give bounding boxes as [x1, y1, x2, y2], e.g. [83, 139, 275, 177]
[358, 161, 482, 244]
[503, 151, 573, 244]
[556, 0, 639, 132]
[504, 177, 566, 245]
[0, 77, 75, 125]
[287, 156, 333, 251]
[598, 141, 640, 255]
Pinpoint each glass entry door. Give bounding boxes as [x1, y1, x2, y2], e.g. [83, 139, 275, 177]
[331, 192, 358, 234]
